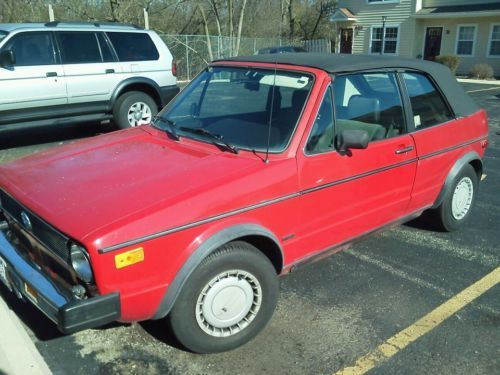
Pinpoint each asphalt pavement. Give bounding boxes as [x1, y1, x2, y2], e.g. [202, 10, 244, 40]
[0, 80, 498, 375]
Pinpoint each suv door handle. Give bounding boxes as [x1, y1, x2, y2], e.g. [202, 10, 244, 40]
[395, 145, 414, 154]
[46, 72, 58, 77]
[105, 69, 115, 74]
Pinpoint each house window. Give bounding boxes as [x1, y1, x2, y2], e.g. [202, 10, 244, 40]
[488, 24, 500, 57]
[370, 26, 399, 54]
[455, 25, 476, 56]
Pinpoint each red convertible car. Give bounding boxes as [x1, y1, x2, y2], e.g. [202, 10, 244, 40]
[0, 54, 489, 353]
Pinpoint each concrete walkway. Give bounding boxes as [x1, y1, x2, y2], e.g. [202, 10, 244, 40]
[0, 296, 51, 375]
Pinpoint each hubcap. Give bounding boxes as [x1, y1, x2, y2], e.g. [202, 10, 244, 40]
[452, 177, 473, 220]
[196, 270, 262, 337]
[127, 101, 152, 127]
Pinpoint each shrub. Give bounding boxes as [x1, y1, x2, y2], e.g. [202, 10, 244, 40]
[469, 63, 494, 80]
[434, 55, 460, 73]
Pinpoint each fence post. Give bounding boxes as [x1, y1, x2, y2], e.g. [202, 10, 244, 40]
[185, 35, 190, 81]
[143, 8, 149, 29]
[48, 4, 55, 21]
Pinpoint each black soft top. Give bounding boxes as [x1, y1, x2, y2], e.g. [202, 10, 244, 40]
[217, 53, 479, 117]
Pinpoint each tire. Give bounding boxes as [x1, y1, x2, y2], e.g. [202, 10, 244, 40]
[434, 164, 478, 232]
[113, 91, 158, 129]
[168, 241, 279, 353]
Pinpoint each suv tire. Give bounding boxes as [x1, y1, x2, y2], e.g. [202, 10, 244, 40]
[434, 164, 478, 232]
[113, 91, 158, 129]
[168, 241, 279, 353]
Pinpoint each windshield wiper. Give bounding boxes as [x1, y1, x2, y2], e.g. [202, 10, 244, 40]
[152, 116, 180, 140]
[179, 127, 239, 154]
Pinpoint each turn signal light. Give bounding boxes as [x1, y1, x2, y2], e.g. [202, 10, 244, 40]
[115, 247, 144, 269]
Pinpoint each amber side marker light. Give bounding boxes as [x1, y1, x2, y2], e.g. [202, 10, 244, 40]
[115, 247, 145, 269]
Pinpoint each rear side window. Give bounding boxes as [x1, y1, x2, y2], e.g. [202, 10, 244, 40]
[107, 32, 159, 61]
[3, 32, 55, 66]
[402, 72, 454, 129]
[57, 32, 102, 64]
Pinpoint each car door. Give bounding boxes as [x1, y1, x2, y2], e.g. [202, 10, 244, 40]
[400, 71, 479, 212]
[292, 72, 417, 260]
[0, 31, 66, 123]
[56, 31, 122, 105]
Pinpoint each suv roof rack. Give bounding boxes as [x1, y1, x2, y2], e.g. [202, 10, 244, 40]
[44, 21, 143, 30]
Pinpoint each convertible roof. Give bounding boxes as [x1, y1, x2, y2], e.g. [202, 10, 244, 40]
[217, 53, 479, 117]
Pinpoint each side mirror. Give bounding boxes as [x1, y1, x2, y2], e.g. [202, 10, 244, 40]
[0, 50, 15, 67]
[338, 129, 369, 155]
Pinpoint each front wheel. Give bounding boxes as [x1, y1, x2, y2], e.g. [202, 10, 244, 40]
[168, 241, 279, 353]
[113, 91, 158, 129]
[433, 164, 478, 231]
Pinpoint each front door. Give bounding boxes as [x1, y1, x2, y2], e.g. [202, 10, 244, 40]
[292, 72, 417, 262]
[340, 28, 353, 54]
[424, 27, 443, 60]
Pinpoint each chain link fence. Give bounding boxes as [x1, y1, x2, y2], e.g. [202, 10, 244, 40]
[160, 34, 332, 81]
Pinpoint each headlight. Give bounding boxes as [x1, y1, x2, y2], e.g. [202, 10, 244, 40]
[69, 243, 93, 283]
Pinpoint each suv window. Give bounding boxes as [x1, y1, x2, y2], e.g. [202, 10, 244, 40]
[57, 32, 102, 64]
[107, 32, 159, 61]
[96, 33, 115, 62]
[3, 32, 55, 66]
[305, 86, 334, 154]
[402, 72, 454, 129]
[333, 72, 405, 142]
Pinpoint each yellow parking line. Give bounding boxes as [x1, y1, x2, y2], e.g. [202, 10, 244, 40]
[335, 266, 500, 375]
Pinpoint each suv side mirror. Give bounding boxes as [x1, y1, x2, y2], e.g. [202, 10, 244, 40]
[0, 50, 15, 67]
[338, 129, 369, 155]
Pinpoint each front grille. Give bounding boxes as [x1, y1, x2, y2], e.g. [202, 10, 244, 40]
[0, 190, 70, 262]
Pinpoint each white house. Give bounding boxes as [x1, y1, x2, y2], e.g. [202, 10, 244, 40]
[331, 0, 500, 76]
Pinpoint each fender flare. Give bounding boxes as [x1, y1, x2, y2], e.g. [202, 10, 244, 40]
[110, 77, 163, 109]
[432, 151, 482, 209]
[152, 224, 283, 319]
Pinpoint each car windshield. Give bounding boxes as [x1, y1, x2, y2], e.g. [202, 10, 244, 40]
[157, 66, 313, 153]
[0, 31, 7, 43]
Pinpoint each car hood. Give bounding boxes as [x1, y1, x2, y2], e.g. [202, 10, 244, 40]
[0, 127, 296, 250]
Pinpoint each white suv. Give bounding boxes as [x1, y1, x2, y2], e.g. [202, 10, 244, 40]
[0, 22, 179, 131]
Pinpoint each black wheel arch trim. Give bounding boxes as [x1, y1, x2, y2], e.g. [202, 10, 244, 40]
[152, 223, 283, 320]
[432, 151, 482, 209]
[110, 77, 164, 109]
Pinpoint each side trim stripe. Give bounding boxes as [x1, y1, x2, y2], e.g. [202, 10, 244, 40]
[99, 136, 486, 253]
[99, 158, 415, 253]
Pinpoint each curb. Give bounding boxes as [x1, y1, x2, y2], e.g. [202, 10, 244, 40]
[457, 78, 500, 85]
[0, 296, 51, 375]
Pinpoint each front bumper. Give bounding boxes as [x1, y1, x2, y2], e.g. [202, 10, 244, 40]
[0, 225, 120, 334]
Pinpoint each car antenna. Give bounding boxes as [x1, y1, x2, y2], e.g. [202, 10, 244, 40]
[264, 7, 283, 164]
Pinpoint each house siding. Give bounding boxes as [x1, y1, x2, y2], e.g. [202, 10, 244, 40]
[423, 0, 500, 7]
[415, 17, 500, 75]
[337, 0, 416, 57]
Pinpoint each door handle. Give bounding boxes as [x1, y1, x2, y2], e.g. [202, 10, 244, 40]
[105, 69, 115, 74]
[395, 145, 414, 154]
[46, 72, 57, 77]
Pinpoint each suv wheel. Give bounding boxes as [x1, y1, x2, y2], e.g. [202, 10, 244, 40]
[434, 164, 478, 231]
[168, 241, 279, 353]
[113, 91, 158, 129]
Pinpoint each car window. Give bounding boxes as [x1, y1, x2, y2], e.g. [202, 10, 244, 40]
[305, 86, 334, 154]
[0, 31, 7, 43]
[56, 32, 102, 64]
[107, 32, 159, 61]
[333, 72, 406, 142]
[3, 32, 55, 66]
[160, 66, 313, 153]
[402, 72, 454, 129]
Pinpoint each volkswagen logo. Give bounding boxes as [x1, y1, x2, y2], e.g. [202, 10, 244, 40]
[20, 211, 32, 231]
